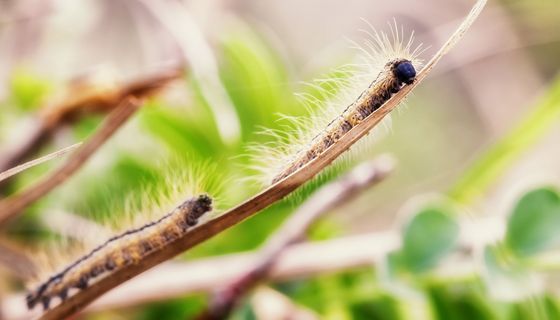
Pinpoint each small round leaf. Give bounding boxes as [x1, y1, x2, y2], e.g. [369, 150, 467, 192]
[402, 206, 459, 272]
[506, 187, 560, 257]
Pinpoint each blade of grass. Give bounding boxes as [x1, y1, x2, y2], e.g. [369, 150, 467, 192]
[0, 142, 82, 183]
[0, 98, 142, 225]
[449, 76, 560, 204]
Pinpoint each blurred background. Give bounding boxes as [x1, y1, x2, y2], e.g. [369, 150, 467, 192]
[0, 0, 560, 319]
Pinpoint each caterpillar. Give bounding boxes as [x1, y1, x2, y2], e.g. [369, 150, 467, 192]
[26, 194, 213, 311]
[254, 23, 423, 185]
[272, 59, 416, 184]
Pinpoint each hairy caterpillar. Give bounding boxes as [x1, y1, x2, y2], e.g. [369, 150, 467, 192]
[273, 59, 416, 183]
[26, 194, 213, 310]
[254, 24, 423, 185]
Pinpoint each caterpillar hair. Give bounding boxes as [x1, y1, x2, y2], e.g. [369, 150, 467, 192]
[26, 194, 212, 311]
[253, 23, 423, 185]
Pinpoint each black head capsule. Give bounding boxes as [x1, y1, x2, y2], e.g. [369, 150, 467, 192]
[393, 60, 416, 85]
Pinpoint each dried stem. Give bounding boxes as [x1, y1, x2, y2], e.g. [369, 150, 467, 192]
[0, 142, 82, 183]
[3, 232, 400, 319]
[0, 98, 142, 225]
[4, 214, 504, 319]
[35, 1, 486, 318]
[0, 69, 182, 179]
[197, 157, 394, 319]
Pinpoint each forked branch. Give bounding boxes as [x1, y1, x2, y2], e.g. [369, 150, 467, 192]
[0, 98, 142, 225]
[0, 69, 182, 181]
[197, 157, 394, 319]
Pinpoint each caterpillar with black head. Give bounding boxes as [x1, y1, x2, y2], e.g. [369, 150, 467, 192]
[252, 23, 423, 185]
[271, 58, 417, 184]
[26, 194, 213, 310]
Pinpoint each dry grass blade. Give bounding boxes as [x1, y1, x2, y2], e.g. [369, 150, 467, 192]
[36, 1, 486, 319]
[0, 98, 142, 226]
[2, 232, 399, 319]
[0, 142, 82, 183]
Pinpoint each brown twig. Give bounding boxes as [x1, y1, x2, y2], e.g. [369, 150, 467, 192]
[0, 98, 142, 225]
[34, 2, 486, 318]
[0, 142, 82, 183]
[2, 232, 400, 320]
[0, 68, 182, 179]
[2, 213, 505, 319]
[197, 157, 394, 319]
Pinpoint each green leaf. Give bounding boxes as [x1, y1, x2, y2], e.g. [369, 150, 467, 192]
[218, 24, 296, 140]
[506, 187, 560, 257]
[402, 205, 459, 273]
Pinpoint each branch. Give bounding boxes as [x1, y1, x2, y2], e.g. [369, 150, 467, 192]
[34, 2, 486, 318]
[197, 157, 394, 319]
[3, 214, 503, 319]
[2, 232, 400, 319]
[0, 98, 142, 225]
[0, 69, 182, 179]
[96, 233, 401, 310]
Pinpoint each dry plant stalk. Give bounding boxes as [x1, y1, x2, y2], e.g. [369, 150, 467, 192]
[0, 69, 182, 177]
[4, 232, 399, 319]
[198, 157, 394, 319]
[34, 1, 486, 319]
[0, 98, 142, 225]
[0, 143, 82, 183]
[4, 215, 503, 318]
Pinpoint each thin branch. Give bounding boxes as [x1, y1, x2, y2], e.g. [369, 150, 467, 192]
[3, 232, 400, 319]
[3, 214, 504, 319]
[97, 233, 401, 311]
[0, 69, 182, 178]
[0, 98, 142, 225]
[0, 142, 82, 183]
[36, 2, 486, 318]
[198, 157, 394, 319]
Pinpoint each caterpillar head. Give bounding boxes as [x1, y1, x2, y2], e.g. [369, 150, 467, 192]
[392, 59, 416, 85]
[195, 194, 213, 211]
